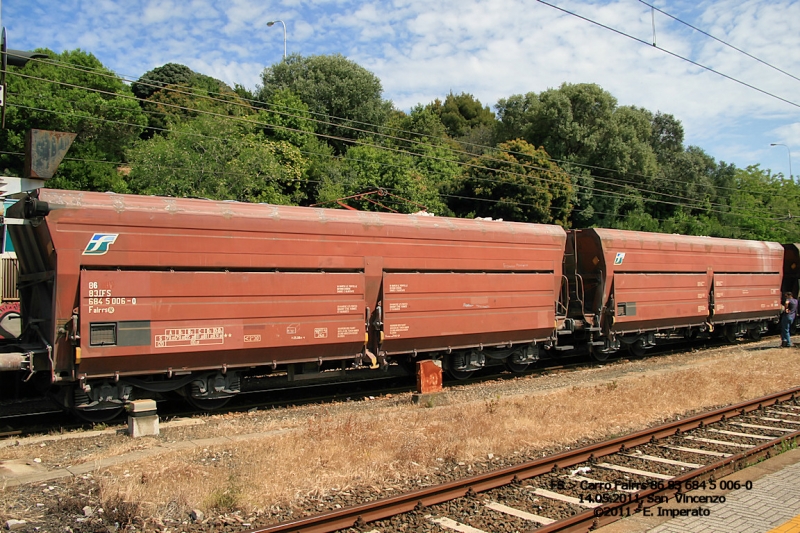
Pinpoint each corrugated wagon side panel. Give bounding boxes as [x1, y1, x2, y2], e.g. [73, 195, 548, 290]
[382, 272, 557, 353]
[613, 273, 709, 331]
[22, 189, 567, 380]
[78, 271, 366, 376]
[713, 273, 782, 322]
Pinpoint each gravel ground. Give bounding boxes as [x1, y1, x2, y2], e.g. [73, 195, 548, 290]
[0, 339, 797, 533]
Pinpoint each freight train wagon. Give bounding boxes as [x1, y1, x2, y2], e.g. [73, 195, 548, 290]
[563, 229, 784, 359]
[0, 189, 789, 418]
[1, 189, 567, 417]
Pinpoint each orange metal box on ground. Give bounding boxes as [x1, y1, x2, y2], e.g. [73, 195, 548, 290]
[415, 360, 442, 394]
[8, 189, 567, 381]
[571, 228, 783, 334]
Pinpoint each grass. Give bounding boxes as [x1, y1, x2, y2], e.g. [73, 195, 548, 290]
[774, 437, 798, 455]
[7, 340, 800, 523]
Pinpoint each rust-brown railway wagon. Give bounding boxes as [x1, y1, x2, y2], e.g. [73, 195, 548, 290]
[568, 228, 783, 356]
[5, 189, 567, 413]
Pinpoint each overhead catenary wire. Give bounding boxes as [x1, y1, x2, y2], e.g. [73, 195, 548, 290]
[637, 0, 800, 85]
[10, 99, 795, 237]
[2, 138, 784, 239]
[4, 97, 792, 235]
[17, 54, 794, 198]
[533, 0, 800, 110]
[4, 77, 793, 226]
[0, 95, 761, 220]
[6, 67, 786, 220]
[4, 58, 798, 231]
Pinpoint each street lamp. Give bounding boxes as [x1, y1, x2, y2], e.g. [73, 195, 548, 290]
[770, 143, 793, 180]
[266, 20, 286, 60]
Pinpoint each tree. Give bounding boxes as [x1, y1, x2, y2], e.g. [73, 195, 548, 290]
[385, 105, 461, 195]
[133, 63, 252, 137]
[450, 139, 573, 225]
[314, 144, 448, 215]
[132, 63, 195, 99]
[258, 54, 393, 152]
[388, 104, 449, 150]
[495, 84, 672, 227]
[126, 114, 307, 205]
[0, 48, 147, 192]
[495, 92, 538, 142]
[258, 88, 316, 147]
[435, 92, 496, 140]
[722, 165, 800, 242]
[650, 111, 684, 157]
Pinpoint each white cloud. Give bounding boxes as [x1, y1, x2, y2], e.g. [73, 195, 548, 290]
[142, 0, 176, 24]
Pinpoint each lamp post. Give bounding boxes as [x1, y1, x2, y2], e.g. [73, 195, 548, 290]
[266, 20, 286, 60]
[770, 143, 793, 180]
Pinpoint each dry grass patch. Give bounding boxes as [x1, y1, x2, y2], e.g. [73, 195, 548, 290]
[93, 344, 800, 521]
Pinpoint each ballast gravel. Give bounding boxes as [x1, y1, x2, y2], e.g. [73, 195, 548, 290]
[1, 339, 798, 533]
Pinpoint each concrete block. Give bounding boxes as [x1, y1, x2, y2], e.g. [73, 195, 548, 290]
[127, 400, 159, 438]
[128, 414, 159, 438]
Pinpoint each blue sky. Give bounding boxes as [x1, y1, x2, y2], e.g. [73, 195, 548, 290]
[3, 0, 800, 178]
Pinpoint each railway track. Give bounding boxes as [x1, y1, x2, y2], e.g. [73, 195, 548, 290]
[246, 386, 800, 533]
[0, 335, 771, 439]
[0, 349, 608, 430]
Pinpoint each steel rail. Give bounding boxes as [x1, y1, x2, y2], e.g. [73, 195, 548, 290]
[533, 428, 800, 533]
[246, 385, 800, 533]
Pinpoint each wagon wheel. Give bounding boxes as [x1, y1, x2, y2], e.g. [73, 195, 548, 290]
[627, 338, 646, 358]
[747, 328, 762, 341]
[184, 394, 232, 412]
[447, 367, 475, 380]
[504, 360, 530, 374]
[65, 383, 125, 423]
[724, 325, 737, 344]
[183, 383, 233, 411]
[446, 353, 475, 380]
[72, 406, 125, 423]
[590, 348, 612, 362]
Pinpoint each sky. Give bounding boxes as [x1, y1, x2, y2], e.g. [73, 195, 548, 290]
[3, 0, 800, 178]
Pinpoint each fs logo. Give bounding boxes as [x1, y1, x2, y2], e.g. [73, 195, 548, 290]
[83, 233, 119, 256]
[614, 252, 626, 265]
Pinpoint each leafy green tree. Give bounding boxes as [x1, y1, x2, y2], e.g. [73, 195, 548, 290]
[385, 105, 462, 195]
[314, 144, 448, 215]
[389, 104, 449, 150]
[496, 84, 669, 227]
[434, 92, 496, 140]
[450, 139, 572, 225]
[258, 88, 315, 147]
[133, 64, 251, 136]
[126, 114, 307, 205]
[721, 165, 800, 242]
[0, 48, 147, 192]
[650, 111, 685, 156]
[495, 92, 538, 143]
[258, 54, 393, 152]
[132, 63, 195, 99]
